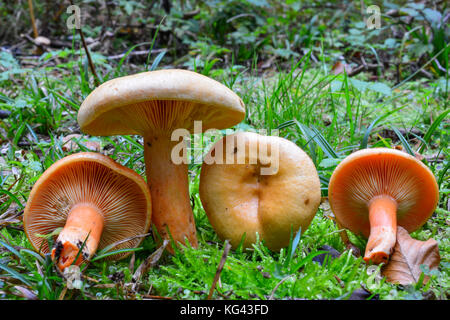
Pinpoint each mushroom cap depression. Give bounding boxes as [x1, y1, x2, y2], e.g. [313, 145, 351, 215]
[328, 148, 439, 238]
[77, 69, 245, 136]
[24, 152, 152, 260]
[199, 132, 321, 251]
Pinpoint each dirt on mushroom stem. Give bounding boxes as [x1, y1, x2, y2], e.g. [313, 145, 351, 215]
[364, 196, 398, 264]
[51, 203, 104, 271]
[144, 134, 198, 253]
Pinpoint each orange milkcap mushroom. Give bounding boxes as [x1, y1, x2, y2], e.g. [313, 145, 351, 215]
[199, 132, 321, 250]
[77, 69, 245, 251]
[24, 152, 152, 271]
[328, 148, 439, 264]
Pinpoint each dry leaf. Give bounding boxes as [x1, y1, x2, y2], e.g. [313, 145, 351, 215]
[348, 287, 379, 300]
[382, 227, 440, 285]
[331, 61, 352, 75]
[131, 240, 168, 290]
[14, 286, 38, 300]
[312, 245, 341, 265]
[62, 134, 101, 152]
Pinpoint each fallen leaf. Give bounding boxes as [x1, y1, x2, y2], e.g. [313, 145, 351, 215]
[13, 286, 38, 300]
[348, 287, 379, 300]
[0, 110, 11, 119]
[62, 134, 101, 152]
[131, 240, 168, 290]
[312, 245, 341, 265]
[382, 227, 440, 285]
[331, 61, 352, 75]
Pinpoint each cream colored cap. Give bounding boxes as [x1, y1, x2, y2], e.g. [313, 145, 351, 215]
[77, 69, 245, 136]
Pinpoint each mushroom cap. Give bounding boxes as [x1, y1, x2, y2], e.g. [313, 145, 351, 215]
[24, 152, 152, 260]
[199, 132, 321, 251]
[328, 148, 439, 238]
[77, 69, 245, 136]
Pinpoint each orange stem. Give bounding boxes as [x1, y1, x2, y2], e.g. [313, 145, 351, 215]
[144, 135, 198, 253]
[51, 204, 104, 271]
[364, 196, 397, 264]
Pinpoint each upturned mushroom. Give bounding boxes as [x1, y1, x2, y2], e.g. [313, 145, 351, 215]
[199, 132, 321, 250]
[77, 69, 245, 251]
[328, 148, 439, 264]
[24, 152, 152, 271]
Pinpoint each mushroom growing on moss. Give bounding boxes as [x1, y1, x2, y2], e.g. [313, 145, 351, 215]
[199, 132, 321, 250]
[328, 148, 439, 264]
[77, 69, 245, 251]
[24, 152, 152, 271]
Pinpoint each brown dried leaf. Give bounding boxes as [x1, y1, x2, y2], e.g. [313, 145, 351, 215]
[62, 134, 101, 152]
[14, 286, 38, 300]
[131, 240, 168, 290]
[331, 61, 352, 75]
[382, 227, 440, 285]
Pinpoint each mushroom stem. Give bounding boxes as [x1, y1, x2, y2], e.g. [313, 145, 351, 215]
[144, 135, 198, 252]
[364, 196, 397, 264]
[51, 204, 104, 270]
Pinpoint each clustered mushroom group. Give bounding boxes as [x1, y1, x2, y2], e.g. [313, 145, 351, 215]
[23, 69, 439, 274]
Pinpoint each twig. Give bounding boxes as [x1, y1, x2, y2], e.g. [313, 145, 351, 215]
[78, 27, 100, 87]
[58, 286, 67, 300]
[107, 49, 165, 60]
[336, 221, 361, 257]
[131, 240, 168, 290]
[207, 240, 232, 300]
[107, 232, 152, 252]
[268, 275, 294, 300]
[27, 0, 38, 38]
[334, 275, 345, 288]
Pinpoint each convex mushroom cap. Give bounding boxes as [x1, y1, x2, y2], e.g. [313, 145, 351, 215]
[328, 148, 439, 264]
[77, 69, 245, 252]
[199, 132, 321, 250]
[24, 152, 152, 270]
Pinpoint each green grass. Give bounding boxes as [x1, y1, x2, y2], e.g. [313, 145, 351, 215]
[0, 36, 449, 300]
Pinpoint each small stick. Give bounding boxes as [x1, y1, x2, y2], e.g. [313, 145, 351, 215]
[27, 0, 38, 38]
[68, 0, 100, 87]
[78, 27, 100, 87]
[58, 286, 67, 300]
[336, 220, 361, 257]
[207, 240, 231, 300]
[268, 275, 293, 300]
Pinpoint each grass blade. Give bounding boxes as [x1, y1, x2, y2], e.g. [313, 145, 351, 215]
[0, 263, 33, 286]
[360, 106, 406, 149]
[90, 247, 143, 262]
[418, 109, 450, 153]
[392, 127, 415, 156]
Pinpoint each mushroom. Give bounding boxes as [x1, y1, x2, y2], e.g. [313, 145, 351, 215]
[24, 152, 152, 271]
[328, 148, 439, 264]
[199, 132, 321, 250]
[77, 69, 245, 251]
